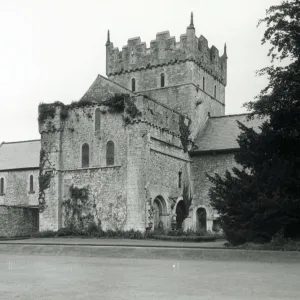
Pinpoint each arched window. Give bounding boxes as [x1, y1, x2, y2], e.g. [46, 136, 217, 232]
[106, 141, 115, 166]
[82, 143, 89, 168]
[214, 85, 217, 98]
[131, 78, 136, 92]
[95, 108, 101, 131]
[29, 175, 34, 193]
[178, 171, 182, 188]
[203, 77, 205, 91]
[0, 178, 4, 195]
[160, 73, 165, 87]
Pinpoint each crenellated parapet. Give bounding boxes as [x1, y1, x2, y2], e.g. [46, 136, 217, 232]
[106, 17, 228, 85]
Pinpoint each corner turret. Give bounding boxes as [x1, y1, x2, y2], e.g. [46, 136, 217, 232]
[105, 30, 114, 75]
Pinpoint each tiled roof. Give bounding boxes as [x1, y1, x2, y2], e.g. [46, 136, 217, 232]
[0, 140, 41, 170]
[192, 114, 265, 152]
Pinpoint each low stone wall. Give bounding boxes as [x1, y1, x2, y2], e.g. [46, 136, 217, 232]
[0, 205, 39, 237]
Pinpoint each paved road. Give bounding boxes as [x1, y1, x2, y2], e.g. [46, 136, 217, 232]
[0, 237, 226, 248]
[0, 253, 299, 300]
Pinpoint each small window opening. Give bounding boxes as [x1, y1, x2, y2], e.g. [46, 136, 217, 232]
[131, 78, 136, 92]
[214, 85, 217, 98]
[95, 108, 101, 131]
[106, 141, 115, 166]
[0, 178, 4, 195]
[160, 73, 165, 87]
[29, 175, 34, 193]
[82, 143, 89, 168]
[203, 77, 205, 91]
[178, 172, 182, 189]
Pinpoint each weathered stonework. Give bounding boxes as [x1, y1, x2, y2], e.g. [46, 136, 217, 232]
[1, 15, 264, 235]
[0, 205, 39, 237]
[0, 170, 39, 207]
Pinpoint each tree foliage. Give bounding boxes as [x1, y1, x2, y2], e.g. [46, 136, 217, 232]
[207, 0, 300, 245]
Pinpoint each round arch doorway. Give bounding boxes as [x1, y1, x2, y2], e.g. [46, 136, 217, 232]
[175, 200, 186, 230]
[196, 207, 207, 233]
[153, 196, 167, 230]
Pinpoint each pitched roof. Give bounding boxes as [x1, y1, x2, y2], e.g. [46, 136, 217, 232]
[80, 74, 135, 102]
[0, 140, 41, 171]
[192, 114, 265, 153]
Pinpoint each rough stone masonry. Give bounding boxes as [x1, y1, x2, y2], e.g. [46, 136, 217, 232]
[0, 13, 263, 235]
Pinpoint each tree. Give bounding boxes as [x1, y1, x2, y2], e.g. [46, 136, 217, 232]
[207, 0, 300, 245]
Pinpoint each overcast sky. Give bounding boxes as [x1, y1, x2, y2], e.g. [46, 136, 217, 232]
[0, 0, 282, 143]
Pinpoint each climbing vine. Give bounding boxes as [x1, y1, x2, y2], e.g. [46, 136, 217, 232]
[182, 184, 193, 218]
[108, 195, 127, 231]
[38, 149, 55, 212]
[147, 198, 155, 228]
[38, 93, 141, 128]
[62, 185, 96, 230]
[179, 116, 192, 152]
[102, 93, 127, 113]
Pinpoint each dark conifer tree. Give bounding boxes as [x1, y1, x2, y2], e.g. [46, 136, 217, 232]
[207, 0, 300, 245]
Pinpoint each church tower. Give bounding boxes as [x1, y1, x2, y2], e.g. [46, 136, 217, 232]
[106, 14, 228, 137]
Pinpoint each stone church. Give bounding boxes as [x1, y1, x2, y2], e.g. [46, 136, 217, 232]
[0, 14, 262, 236]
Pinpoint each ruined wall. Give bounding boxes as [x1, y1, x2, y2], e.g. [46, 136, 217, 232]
[0, 205, 39, 237]
[0, 170, 39, 207]
[39, 102, 129, 231]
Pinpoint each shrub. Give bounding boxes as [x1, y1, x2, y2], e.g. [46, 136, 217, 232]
[56, 226, 84, 237]
[33, 230, 56, 238]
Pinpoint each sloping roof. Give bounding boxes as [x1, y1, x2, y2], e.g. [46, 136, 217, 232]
[192, 114, 265, 153]
[80, 74, 135, 102]
[0, 140, 41, 170]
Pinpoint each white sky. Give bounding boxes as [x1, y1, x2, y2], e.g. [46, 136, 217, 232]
[0, 0, 282, 143]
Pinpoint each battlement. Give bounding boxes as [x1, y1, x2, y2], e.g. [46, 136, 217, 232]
[106, 16, 228, 85]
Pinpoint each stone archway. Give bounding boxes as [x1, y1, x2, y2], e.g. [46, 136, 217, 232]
[153, 196, 167, 230]
[175, 200, 186, 230]
[196, 207, 207, 233]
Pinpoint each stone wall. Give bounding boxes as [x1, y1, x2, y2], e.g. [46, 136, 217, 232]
[0, 205, 39, 237]
[190, 152, 238, 222]
[110, 60, 225, 126]
[62, 167, 126, 231]
[106, 27, 227, 85]
[0, 169, 39, 207]
[39, 102, 129, 231]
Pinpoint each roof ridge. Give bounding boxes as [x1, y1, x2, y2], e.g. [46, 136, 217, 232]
[2, 139, 41, 145]
[210, 113, 250, 119]
[98, 74, 136, 95]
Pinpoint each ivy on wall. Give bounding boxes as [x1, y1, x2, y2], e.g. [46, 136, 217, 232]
[38, 149, 55, 213]
[62, 185, 98, 230]
[104, 195, 127, 231]
[182, 184, 193, 218]
[38, 93, 142, 128]
[179, 116, 192, 152]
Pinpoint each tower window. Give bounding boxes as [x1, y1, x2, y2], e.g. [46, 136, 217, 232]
[214, 85, 217, 98]
[0, 177, 4, 195]
[95, 108, 101, 131]
[131, 78, 136, 92]
[106, 141, 115, 166]
[160, 73, 165, 87]
[203, 77, 205, 91]
[82, 143, 89, 168]
[178, 172, 182, 189]
[29, 175, 34, 193]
